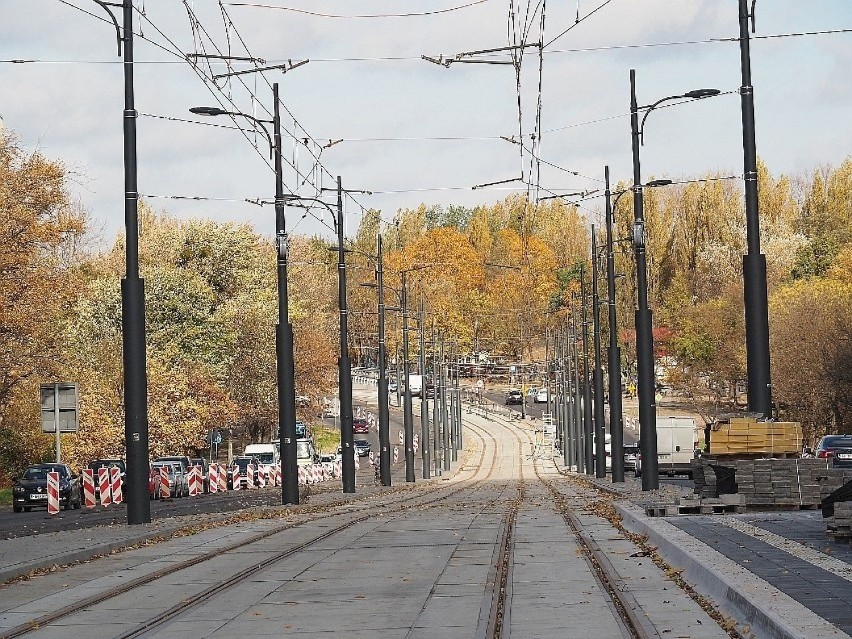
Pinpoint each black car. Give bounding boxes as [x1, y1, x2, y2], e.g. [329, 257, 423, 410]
[816, 435, 852, 468]
[12, 463, 81, 512]
[505, 389, 523, 405]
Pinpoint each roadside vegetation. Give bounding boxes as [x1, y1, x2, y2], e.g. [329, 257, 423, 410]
[1, 130, 850, 480]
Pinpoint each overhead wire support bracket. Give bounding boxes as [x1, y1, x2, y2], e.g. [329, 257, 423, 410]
[186, 53, 267, 64]
[212, 59, 309, 80]
[472, 175, 523, 190]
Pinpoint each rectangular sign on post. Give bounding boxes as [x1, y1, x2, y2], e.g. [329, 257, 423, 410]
[40, 383, 79, 433]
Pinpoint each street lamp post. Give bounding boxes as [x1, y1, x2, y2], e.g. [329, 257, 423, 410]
[580, 283, 594, 475]
[190, 83, 300, 504]
[738, 0, 773, 417]
[92, 0, 150, 524]
[605, 167, 625, 483]
[419, 295, 430, 479]
[401, 271, 415, 482]
[376, 235, 391, 486]
[629, 68, 720, 490]
[591, 226, 606, 479]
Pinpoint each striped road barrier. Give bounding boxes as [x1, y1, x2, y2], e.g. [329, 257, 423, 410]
[98, 467, 111, 506]
[110, 466, 123, 504]
[82, 469, 96, 509]
[217, 464, 227, 492]
[159, 466, 171, 500]
[47, 471, 60, 515]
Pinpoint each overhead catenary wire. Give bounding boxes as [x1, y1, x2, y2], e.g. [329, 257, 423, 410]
[221, 0, 492, 19]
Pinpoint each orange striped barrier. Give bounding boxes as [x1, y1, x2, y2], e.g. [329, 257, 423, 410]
[110, 466, 123, 504]
[82, 469, 96, 508]
[98, 467, 111, 506]
[47, 471, 60, 515]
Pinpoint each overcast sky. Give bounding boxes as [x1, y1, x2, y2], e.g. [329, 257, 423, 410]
[1, 1, 850, 245]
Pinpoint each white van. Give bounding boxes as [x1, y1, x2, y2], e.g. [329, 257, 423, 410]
[635, 416, 696, 477]
[406, 374, 423, 397]
[243, 443, 279, 467]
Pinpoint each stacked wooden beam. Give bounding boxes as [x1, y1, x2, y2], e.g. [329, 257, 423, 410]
[709, 417, 802, 456]
[830, 502, 852, 542]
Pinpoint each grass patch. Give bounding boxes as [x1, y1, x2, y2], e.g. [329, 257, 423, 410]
[0, 488, 11, 506]
[313, 424, 341, 455]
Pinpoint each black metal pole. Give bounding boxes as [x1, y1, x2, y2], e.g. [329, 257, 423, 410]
[441, 337, 450, 471]
[591, 226, 606, 478]
[119, 0, 150, 524]
[630, 69, 659, 490]
[564, 325, 573, 469]
[273, 84, 299, 505]
[337, 176, 355, 493]
[572, 308, 584, 473]
[377, 235, 391, 486]
[432, 325, 442, 475]
[739, 0, 772, 417]
[605, 167, 625, 483]
[419, 296, 430, 479]
[401, 272, 415, 482]
[580, 281, 594, 475]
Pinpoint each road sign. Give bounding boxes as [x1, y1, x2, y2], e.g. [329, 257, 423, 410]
[40, 383, 78, 433]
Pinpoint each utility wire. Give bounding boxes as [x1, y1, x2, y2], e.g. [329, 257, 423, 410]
[222, 0, 492, 18]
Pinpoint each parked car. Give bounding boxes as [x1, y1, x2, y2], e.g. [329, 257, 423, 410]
[354, 439, 372, 457]
[623, 444, 640, 471]
[151, 461, 188, 497]
[228, 456, 262, 489]
[153, 456, 192, 474]
[388, 380, 398, 393]
[816, 435, 852, 468]
[12, 464, 81, 512]
[353, 418, 369, 434]
[87, 459, 126, 497]
[535, 388, 549, 404]
[505, 389, 524, 405]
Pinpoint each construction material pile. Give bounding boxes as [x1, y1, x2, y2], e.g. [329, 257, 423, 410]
[709, 416, 802, 456]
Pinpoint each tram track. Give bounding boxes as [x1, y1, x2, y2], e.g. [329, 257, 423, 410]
[0, 417, 500, 639]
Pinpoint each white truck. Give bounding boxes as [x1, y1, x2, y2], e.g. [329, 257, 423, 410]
[243, 443, 279, 467]
[635, 416, 696, 477]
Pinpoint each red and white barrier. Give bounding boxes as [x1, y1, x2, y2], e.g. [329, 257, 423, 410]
[258, 465, 267, 488]
[188, 465, 201, 496]
[209, 464, 219, 494]
[82, 469, 96, 508]
[47, 471, 60, 515]
[275, 464, 282, 486]
[231, 467, 241, 490]
[159, 466, 171, 499]
[247, 464, 256, 488]
[298, 466, 306, 485]
[98, 467, 111, 506]
[393, 447, 399, 464]
[217, 464, 227, 492]
[110, 466, 123, 504]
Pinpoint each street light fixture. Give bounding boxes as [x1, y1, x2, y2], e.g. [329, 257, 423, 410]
[190, 86, 301, 504]
[630, 68, 720, 491]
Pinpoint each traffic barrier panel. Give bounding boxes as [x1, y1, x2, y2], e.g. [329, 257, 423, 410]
[188, 465, 201, 496]
[231, 467, 241, 490]
[298, 466, 306, 485]
[98, 467, 111, 506]
[393, 446, 399, 464]
[248, 464, 256, 488]
[159, 466, 171, 500]
[47, 471, 60, 515]
[82, 469, 96, 509]
[275, 464, 282, 486]
[110, 466, 123, 504]
[218, 464, 227, 492]
[209, 464, 219, 494]
[258, 465, 266, 488]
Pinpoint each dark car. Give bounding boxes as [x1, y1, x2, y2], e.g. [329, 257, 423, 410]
[12, 463, 81, 512]
[353, 418, 369, 434]
[816, 435, 852, 468]
[354, 439, 371, 457]
[87, 459, 126, 497]
[228, 456, 262, 489]
[505, 389, 523, 405]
